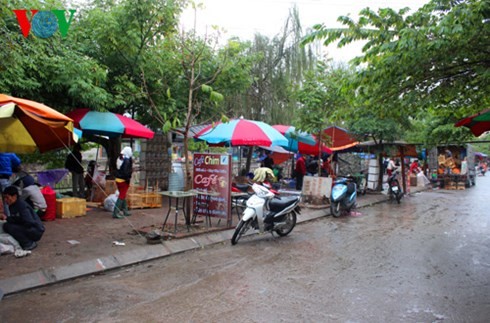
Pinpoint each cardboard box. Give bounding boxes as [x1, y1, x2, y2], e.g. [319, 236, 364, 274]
[56, 198, 87, 219]
[90, 186, 106, 203]
[445, 157, 455, 169]
[410, 175, 418, 187]
[104, 180, 117, 195]
[438, 155, 446, 165]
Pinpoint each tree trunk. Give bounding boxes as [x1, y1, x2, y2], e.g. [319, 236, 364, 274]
[183, 134, 192, 191]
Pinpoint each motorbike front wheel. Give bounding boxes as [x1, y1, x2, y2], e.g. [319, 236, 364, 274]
[330, 201, 342, 217]
[231, 219, 252, 245]
[275, 212, 297, 236]
[391, 181, 402, 204]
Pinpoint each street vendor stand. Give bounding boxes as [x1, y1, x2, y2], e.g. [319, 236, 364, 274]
[427, 145, 477, 189]
[354, 141, 419, 194]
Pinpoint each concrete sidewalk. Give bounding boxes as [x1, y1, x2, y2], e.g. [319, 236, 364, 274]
[0, 186, 427, 298]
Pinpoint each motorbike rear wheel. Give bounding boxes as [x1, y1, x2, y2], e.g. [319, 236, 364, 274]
[231, 219, 251, 245]
[330, 201, 342, 217]
[395, 191, 402, 204]
[275, 211, 297, 236]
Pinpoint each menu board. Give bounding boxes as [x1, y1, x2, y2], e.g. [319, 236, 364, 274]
[193, 153, 232, 224]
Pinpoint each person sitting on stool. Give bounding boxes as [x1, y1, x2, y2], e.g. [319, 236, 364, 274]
[13, 166, 47, 218]
[1, 186, 45, 250]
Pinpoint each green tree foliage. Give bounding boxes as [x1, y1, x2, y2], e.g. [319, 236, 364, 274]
[294, 61, 352, 142]
[0, 0, 110, 110]
[217, 6, 318, 172]
[233, 6, 317, 126]
[141, 4, 255, 189]
[404, 113, 471, 146]
[303, 0, 490, 142]
[76, 0, 187, 113]
[73, 0, 187, 172]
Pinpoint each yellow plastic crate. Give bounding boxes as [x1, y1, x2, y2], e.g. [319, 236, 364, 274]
[56, 198, 87, 219]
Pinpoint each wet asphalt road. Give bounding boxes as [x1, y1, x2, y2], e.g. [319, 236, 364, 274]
[1, 176, 489, 323]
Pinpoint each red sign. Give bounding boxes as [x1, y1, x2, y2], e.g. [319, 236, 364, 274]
[193, 153, 232, 224]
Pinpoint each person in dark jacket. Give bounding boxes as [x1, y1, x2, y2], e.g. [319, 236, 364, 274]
[65, 143, 84, 198]
[261, 151, 274, 169]
[113, 147, 133, 219]
[1, 186, 45, 250]
[0, 152, 21, 217]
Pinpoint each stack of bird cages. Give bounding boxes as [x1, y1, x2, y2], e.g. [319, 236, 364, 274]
[127, 180, 162, 209]
[141, 193, 162, 208]
[127, 192, 144, 209]
[442, 174, 466, 190]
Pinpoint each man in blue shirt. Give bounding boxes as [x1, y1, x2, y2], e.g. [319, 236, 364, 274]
[0, 153, 21, 217]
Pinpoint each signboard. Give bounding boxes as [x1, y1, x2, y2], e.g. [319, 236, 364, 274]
[193, 153, 232, 225]
[302, 176, 332, 198]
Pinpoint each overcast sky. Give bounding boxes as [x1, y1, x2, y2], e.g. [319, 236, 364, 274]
[180, 0, 430, 62]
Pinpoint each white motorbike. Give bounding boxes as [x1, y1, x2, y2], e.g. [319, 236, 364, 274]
[231, 182, 301, 245]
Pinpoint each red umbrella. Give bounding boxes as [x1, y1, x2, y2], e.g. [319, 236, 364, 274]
[297, 135, 332, 155]
[455, 109, 490, 137]
[66, 108, 154, 139]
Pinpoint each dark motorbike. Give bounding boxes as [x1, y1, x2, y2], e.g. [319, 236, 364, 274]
[387, 170, 403, 203]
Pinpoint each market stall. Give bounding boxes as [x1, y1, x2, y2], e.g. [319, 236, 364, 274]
[427, 144, 477, 189]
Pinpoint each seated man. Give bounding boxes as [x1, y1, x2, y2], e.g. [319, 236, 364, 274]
[1, 186, 45, 250]
[13, 167, 47, 218]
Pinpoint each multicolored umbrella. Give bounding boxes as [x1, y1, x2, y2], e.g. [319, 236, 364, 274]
[455, 109, 490, 137]
[272, 125, 332, 155]
[0, 94, 78, 153]
[194, 118, 288, 147]
[66, 108, 154, 139]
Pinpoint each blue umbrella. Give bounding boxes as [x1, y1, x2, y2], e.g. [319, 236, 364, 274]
[272, 125, 319, 153]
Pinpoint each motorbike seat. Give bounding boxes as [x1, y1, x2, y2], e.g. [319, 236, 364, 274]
[235, 183, 250, 192]
[346, 183, 356, 194]
[269, 196, 299, 212]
